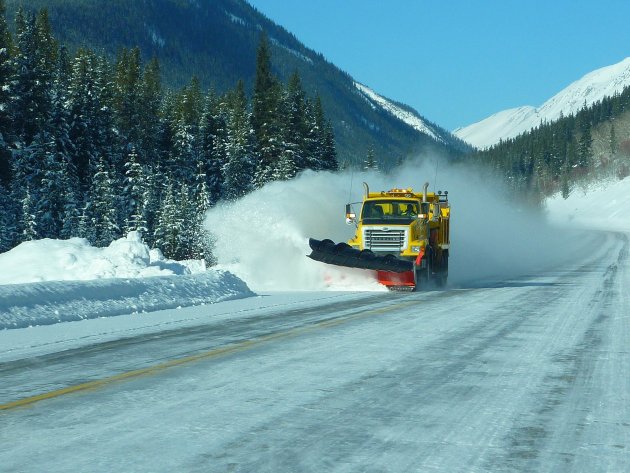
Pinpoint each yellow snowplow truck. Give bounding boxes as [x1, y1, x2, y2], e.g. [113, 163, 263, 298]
[308, 182, 450, 290]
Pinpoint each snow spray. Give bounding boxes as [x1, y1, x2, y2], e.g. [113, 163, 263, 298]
[205, 160, 587, 291]
[204, 171, 387, 291]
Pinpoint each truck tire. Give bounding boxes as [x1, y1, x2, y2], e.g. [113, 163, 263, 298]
[434, 251, 448, 287]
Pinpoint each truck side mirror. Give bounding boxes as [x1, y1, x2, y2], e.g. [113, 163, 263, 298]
[345, 204, 356, 225]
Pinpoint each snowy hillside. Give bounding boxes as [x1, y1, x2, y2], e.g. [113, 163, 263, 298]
[354, 82, 443, 142]
[455, 57, 630, 148]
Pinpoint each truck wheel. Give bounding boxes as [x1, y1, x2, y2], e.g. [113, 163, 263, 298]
[413, 248, 432, 291]
[435, 252, 448, 287]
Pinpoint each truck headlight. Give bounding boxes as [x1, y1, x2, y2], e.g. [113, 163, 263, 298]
[411, 245, 421, 253]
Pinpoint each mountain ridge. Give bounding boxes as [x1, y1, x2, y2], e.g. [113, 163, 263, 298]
[6, 0, 470, 165]
[455, 57, 630, 149]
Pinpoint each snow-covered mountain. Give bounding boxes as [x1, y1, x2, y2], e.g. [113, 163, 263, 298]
[354, 82, 443, 142]
[454, 57, 630, 149]
[353, 82, 471, 152]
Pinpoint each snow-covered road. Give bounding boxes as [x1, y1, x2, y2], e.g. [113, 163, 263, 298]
[1, 231, 629, 472]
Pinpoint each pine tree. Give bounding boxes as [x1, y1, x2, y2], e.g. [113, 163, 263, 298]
[21, 184, 38, 241]
[138, 56, 162, 161]
[77, 201, 95, 243]
[321, 120, 338, 171]
[576, 113, 593, 170]
[141, 164, 162, 247]
[153, 182, 180, 259]
[191, 160, 214, 263]
[364, 146, 378, 171]
[222, 81, 255, 200]
[122, 148, 147, 234]
[169, 77, 202, 186]
[50, 45, 74, 169]
[252, 33, 283, 187]
[0, 0, 14, 184]
[68, 50, 101, 186]
[59, 156, 80, 240]
[283, 71, 308, 171]
[308, 96, 338, 171]
[200, 91, 227, 204]
[12, 9, 53, 145]
[609, 123, 618, 157]
[0, 182, 17, 251]
[90, 156, 120, 246]
[114, 47, 142, 150]
[273, 149, 297, 181]
[38, 137, 67, 238]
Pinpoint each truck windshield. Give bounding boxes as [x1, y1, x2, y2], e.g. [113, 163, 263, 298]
[361, 200, 419, 223]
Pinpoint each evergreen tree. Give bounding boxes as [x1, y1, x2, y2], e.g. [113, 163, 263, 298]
[114, 47, 142, 150]
[609, 123, 618, 157]
[200, 91, 227, 204]
[77, 201, 95, 243]
[122, 148, 147, 234]
[38, 137, 68, 238]
[364, 146, 378, 171]
[90, 156, 119, 246]
[272, 149, 297, 181]
[34, 8, 57, 72]
[222, 81, 255, 200]
[308, 96, 338, 171]
[169, 77, 202, 185]
[67, 49, 102, 186]
[576, 112, 593, 170]
[192, 160, 214, 263]
[138, 56, 162, 161]
[252, 33, 283, 187]
[153, 182, 180, 259]
[321, 120, 338, 171]
[141, 164, 162, 247]
[283, 71, 308, 171]
[59, 157, 80, 240]
[20, 184, 38, 241]
[12, 9, 53, 145]
[0, 0, 14, 184]
[176, 182, 195, 259]
[0, 182, 17, 251]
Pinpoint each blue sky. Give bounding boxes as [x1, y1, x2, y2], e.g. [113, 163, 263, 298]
[247, 0, 630, 131]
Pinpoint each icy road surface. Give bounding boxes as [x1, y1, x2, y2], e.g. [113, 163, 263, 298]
[1, 232, 629, 472]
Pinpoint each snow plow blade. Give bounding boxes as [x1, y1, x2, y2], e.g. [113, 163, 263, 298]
[307, 238, 413, 273]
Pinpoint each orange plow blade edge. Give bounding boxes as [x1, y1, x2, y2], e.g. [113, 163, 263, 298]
[376, 270, 416, 288]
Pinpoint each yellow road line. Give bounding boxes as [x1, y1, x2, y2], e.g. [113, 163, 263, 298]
[0, 298, 419, 412]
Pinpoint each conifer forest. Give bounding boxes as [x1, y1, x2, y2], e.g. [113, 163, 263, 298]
[0, 4, 338, 259]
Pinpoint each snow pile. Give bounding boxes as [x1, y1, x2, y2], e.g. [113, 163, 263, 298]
[0, 271, 254, 330]
[455, 57, 630, 148]
[0, 231, 255, 329]
[0, 231, 204, 285]
[545, 177, 630, 232]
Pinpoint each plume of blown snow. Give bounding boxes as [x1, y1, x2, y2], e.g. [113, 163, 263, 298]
[389, 157, 589, 286]
[205, 161, 588, 291]
[204, 172, 386, 291]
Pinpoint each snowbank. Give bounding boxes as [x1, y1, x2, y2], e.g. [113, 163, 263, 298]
[0, 232, 255, 329]
[0, 271, 254, 330]
[0, 232, 205, 285]
[545, 177, 630, 232]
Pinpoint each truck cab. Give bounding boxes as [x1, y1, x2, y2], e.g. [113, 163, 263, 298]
[346, 183, 450, 287]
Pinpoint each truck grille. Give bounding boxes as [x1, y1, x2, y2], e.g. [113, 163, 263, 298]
[363, 228, 408, 252]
